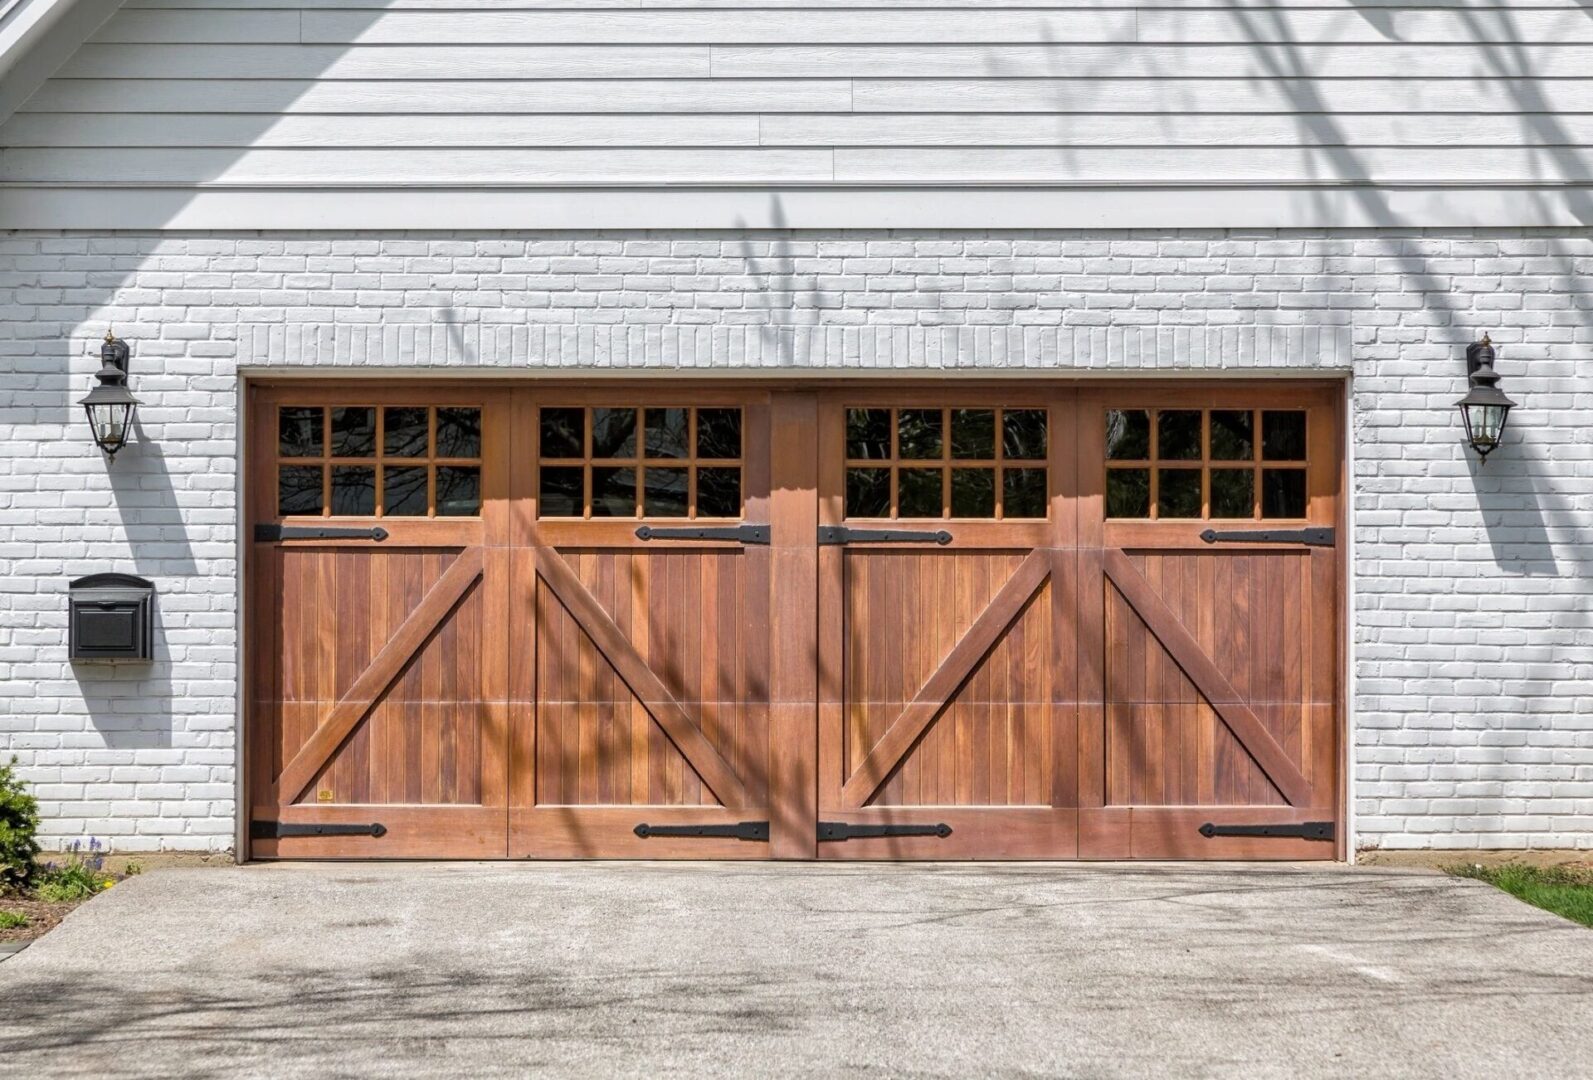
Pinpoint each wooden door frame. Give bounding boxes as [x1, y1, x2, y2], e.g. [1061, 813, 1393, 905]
[242, 375, 1349, 862]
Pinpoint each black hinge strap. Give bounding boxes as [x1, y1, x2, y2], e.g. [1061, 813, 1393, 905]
[1199, 527, 1334, 548]
[817, 821, 953, 841]
[818, 526, 952, 546]
[251, 820, 388, 839]
[633, 821, 769, 841]
[634, 524, 770, 545]
[1199, 821, 1334, 841]
[255, 525, 389, 542]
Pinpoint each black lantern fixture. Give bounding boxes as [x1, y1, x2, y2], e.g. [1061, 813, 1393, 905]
[1456, 333, 1516, 464]
[80, 330, 139, 459]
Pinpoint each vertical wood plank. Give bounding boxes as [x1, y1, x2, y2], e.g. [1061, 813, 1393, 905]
[768, 390, 819, 857]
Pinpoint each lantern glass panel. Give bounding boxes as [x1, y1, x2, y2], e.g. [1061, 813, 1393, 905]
[87, 402, 132, 451]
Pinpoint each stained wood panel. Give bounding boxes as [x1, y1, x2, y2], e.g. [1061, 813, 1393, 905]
[532, 549, 770, 809]
[816, 389, 1079, 860]
[508, 390, 776, 858]
[1079, 383, 1342, 860]
[266, 546, 489, 807]
[844, 551, 1054, 808]
[247, 383, 510, 859]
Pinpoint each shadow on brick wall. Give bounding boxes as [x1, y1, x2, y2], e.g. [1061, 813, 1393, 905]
[70, 590, 174, 751]
[106, 415, 199, 578]
[1468, 454, 1559, 577]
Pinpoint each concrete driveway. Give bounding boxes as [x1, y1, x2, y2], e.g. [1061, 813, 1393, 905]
[1, 863, 1590, 1079]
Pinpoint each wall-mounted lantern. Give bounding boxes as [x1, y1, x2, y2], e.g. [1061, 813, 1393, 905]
[1456, 333, 1516, 464]
[79, 331, 139, 459]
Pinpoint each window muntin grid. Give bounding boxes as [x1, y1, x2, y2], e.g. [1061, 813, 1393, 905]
[536, 406, 744, 519]
[276, 405, 482, 518]
[1104, 408, 1307, 520]
[844, 407, 1049, 520]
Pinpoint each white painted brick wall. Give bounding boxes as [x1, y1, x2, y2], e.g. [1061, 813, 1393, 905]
[2, 229, 1590, 854]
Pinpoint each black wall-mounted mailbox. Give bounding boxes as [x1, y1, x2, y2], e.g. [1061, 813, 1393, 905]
[68, 574, 154, 662]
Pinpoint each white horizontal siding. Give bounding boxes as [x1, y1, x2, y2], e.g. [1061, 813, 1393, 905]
[21, 78, 856, 112]
[60, 43, 713, 78]
[4, 0, 1593, 208]
[18, 112, 1593, 150]
[0, 147, 839, 181]
[713, 43, 1593, 79]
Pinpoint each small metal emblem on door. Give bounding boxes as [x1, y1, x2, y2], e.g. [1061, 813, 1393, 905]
[317, 790, 334, 803]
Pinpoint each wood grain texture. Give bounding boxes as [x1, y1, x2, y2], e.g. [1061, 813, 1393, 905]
[1102, 547, 1314, 809]
[841, 548, 1051, 808]
[276, 545, 485, 805]
[767, 392, 819, 858]
[531, 540, 752, 810]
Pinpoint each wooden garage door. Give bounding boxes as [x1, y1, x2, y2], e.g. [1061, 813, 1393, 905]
[247, 381, 1342, 860]
[247, 385, 511, 857]
[508, 389, 778, 858]
[814, 392, 1079, 858]
[1076, 387, 1341, 859]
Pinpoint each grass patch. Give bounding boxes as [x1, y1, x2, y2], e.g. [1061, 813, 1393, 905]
[1448, 864, 1593, 927]
[0, 910, 28, 930]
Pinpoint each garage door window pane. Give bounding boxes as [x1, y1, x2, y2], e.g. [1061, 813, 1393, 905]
[1105, 410, 1149, 461]
[1157, 469, 1202, 518]
[331, 465, 376, 516]
[539, 466, 584, 517]
[846, 409, 892, 460]
[383, 466, 428, 517]
[1210, 469, 1254, 519]
[897, 409, 943, 460]
[436, 466, 481, 517]
[591, 466, 636, 517]
[1002, 409, 1048, 461]
[1262, 412, 1307, 461]
[951, 409, 995, 460]
[1157, 410, 1201, 461]
[331, 407, 376, 458]
[898, 468, 943, 517]
[696, 409, 742, 459]
[1209, 411, 1253, 461]
[279, 407, 323, 458]
[540, 408, 584, 458]
[1106, 469, 1150, 518]
[644, 466, 689, 517]
[278, 465, 323, 515]
[951, 468, 995, 516]
[592, 408, 637, 459]
[644, 408, 689, 460]
[383, 407, 428, 458]
[1262, 469, 1307, 518]
[1002, 468, 1048, 519]
[846, 468, 890, 517]
[697, 467, 741, 517]
[436, 407, 481, 459]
